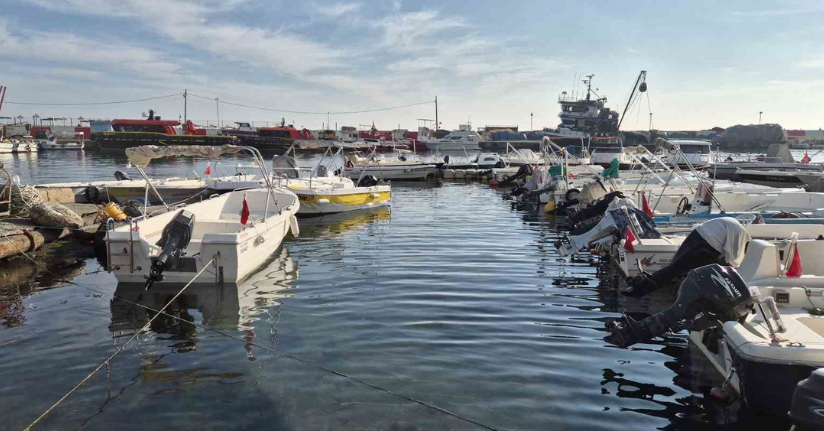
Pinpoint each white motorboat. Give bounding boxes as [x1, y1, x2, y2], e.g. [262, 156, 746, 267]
[38, 175, 211, 205]
[615, 223, 824, 277]
[655, 139, 713, 169]
[605, 259, 824, 418]
[689, 240, 824, 415]
[105, 145, 300, 286]
[0, 138, 37, 153]
[343, 150, 438, 181]
[423, 124, 482, 152]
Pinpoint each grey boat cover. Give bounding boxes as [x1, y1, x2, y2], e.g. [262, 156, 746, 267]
[272, 156, 300, 179]
[125, 145, 242, 168]
[765, 143, 795, 163]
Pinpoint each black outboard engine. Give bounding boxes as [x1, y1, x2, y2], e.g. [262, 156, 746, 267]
[114, 170, 131, 181]
[565, 191, 625, 227]
[358, 175, 379, 187]
[605, 265, 753, 348]
[501, 164, 533, 187]
[145, 210, 196, 290]
[789, 368, 824, 431]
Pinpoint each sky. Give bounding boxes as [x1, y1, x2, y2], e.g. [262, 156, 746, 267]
[0, 0, 822, 132]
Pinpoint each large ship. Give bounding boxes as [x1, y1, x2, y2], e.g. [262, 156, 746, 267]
[91, 110, 236, 153]
[479, 72, 647, 169]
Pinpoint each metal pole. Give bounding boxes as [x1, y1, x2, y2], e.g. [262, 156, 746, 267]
[183, 89, 188, 132]
[759, 111, 763, 124]
[530, 112, 533, 131]
[215, 98, 220, 127]
[435, 96, 438, 132]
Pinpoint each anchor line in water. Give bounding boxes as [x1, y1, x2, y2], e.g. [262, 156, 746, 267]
[1, 231, 504, 431]
[20, 255, 216, 431]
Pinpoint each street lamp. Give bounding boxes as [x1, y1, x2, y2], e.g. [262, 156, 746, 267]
[530, 112, 533, 131]
[759, 111, 763, 124]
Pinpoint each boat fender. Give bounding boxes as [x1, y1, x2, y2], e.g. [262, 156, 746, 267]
[289, 215, 300, 237]
[544, 201, 556, 213]
[85, 185, 101, 203]
[358, 175, 379, 187]
[114, 170, 131, 181]
[489, 179, 498, 187]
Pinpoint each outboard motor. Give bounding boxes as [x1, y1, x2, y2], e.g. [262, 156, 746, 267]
[358, 175, 379, 187]
[789, 368, 824, 431]
[114, 170, 131, 181]
[605, 265, 754, 348]
[145, 210, 196, 290]
[556, 206, 660, 256]
[565, 191, 626, 227]
[500, 164, 533, 187]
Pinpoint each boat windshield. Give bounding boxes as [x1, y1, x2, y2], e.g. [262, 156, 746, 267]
[680, 144, 710, 154]
[592, 146, 622, 153]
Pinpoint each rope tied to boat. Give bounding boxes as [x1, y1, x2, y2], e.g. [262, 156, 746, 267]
[20, 255, 217, 431]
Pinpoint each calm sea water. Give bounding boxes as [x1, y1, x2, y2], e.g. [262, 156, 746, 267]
[0, 150, 798, 431]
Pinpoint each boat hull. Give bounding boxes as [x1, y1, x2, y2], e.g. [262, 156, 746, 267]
[91, 131, 237, 153]
[106, 189, 300, 285]
[293, 187, 391, 215]
[344, 164, 437, 181]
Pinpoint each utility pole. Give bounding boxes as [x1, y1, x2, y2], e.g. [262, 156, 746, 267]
[759, 111, 763, 124]
[183, 89, 188, 127]
[435, 96, 438, 131]
[215, 98, 220, 128]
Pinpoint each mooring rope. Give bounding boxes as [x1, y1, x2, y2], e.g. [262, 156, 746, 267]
[2, 231, 503, 431]
[20, 256, 216, 431]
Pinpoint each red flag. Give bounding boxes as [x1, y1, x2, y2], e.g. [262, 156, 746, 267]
[204, 162, 211, 175]
[642, 194, 654, 217]
[786, 244, 803, 277]
[624, 227, 635, 253]
[240, 195, 250, 225]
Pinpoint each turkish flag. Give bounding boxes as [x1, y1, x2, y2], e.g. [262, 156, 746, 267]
[786, 244, 803, 277]
[240, 196, 250, 225]
[624, 226, 635, 253]
[642, 194, 654, 217]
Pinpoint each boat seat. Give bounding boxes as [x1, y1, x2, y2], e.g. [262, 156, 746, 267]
[738, 240, 779, 282]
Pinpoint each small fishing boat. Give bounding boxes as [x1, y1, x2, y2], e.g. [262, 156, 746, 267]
[104, 145, 300, 286]
[38, 134, 85, 151]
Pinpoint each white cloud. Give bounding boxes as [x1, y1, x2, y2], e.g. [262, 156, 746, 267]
[310, 1, 362, 18]
[0, 21, 180, 78]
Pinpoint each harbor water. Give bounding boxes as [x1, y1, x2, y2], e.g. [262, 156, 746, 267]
[0, 151, 795, 430]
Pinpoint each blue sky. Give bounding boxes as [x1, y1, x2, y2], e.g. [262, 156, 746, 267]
[1, 0, 822, 131]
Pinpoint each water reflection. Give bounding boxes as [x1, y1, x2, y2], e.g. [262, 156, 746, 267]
[109, 248, 298, 358]
[0, 243, 88, 329]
